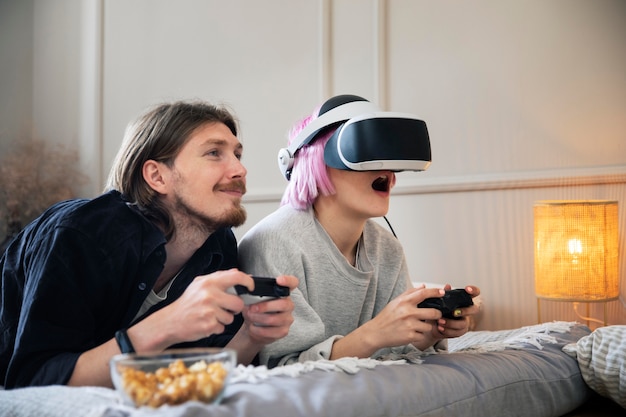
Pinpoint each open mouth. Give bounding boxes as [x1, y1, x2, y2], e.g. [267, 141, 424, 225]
[372, 175, 391, 192]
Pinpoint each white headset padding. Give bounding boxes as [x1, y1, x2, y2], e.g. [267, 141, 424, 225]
[277, 147, 295, 180]
[277, 100, 381, 180]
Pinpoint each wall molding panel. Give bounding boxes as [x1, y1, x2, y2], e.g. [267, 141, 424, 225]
[243, 164, 626, 203]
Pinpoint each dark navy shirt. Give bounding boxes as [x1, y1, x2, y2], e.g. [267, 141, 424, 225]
[0, 190, 242, 388]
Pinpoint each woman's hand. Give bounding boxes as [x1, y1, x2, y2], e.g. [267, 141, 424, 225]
[330, 286, 447, 359]
[430, 285, 482, 340]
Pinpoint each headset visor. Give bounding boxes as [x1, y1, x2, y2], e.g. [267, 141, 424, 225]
[324, 113, 432, 172]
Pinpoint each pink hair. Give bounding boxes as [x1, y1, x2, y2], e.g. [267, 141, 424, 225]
[281, 108, 336, 209]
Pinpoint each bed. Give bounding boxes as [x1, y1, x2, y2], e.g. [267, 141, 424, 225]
[1, 321, 624, 417]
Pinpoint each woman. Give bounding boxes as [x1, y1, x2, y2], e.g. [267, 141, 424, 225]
[239, 94, 480, 367]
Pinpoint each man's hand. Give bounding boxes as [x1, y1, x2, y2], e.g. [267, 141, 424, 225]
[227, 274, 298, 363]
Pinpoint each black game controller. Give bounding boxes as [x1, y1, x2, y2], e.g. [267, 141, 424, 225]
[418, 289, 474, 319]
[227, 276, 290, 305]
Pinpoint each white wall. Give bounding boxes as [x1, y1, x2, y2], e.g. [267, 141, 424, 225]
[2, 0, 625, 330]
[0, 0, 34, 155]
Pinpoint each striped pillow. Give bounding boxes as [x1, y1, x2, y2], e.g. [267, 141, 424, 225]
[564, 325, 626, 408]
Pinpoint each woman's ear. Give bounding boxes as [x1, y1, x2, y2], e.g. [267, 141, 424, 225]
[143, 160, 168, 194]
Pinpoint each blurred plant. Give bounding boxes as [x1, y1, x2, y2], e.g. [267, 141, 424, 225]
[0, 139, 87, 250]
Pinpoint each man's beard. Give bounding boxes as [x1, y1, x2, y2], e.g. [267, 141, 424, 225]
[173, 195, 247, 235]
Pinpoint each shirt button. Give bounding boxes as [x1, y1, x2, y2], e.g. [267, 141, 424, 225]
[138, 282, 147, 291]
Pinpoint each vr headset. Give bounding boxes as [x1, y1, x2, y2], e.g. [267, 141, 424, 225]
[277, 94, 432, 181]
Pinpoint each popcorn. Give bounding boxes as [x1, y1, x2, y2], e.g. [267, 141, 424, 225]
[119, 359, 227, 407]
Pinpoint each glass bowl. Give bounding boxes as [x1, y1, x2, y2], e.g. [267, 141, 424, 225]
[110, 347, 236, 408]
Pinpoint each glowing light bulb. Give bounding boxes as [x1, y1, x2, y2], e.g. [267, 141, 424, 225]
[568, 238, 582, 264]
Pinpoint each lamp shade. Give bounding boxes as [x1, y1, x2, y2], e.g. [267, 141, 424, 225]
[534, 200, 619, 302]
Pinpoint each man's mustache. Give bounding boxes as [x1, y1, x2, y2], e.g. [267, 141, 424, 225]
[217, 180, 246, 195]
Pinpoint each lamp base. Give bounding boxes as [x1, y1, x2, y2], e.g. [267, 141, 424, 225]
[537, 298, 609, 329]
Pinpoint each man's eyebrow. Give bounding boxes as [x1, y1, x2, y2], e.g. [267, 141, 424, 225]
[202, 138, 243, 150]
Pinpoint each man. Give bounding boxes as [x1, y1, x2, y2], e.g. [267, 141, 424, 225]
[0, 100, 297, 388]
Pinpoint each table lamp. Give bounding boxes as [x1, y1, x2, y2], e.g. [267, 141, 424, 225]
[534, 200, 619, 326]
